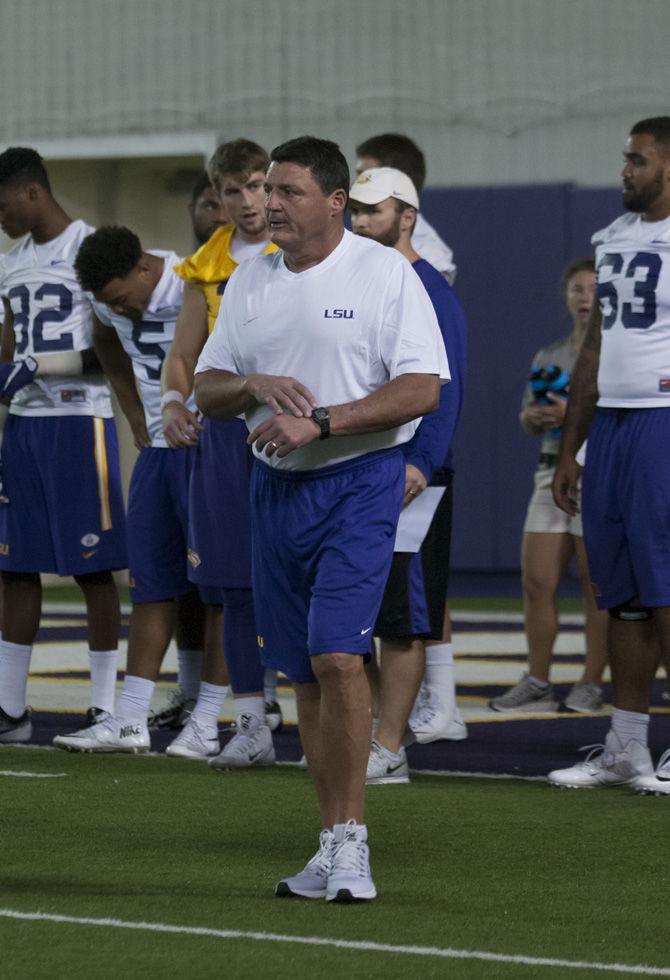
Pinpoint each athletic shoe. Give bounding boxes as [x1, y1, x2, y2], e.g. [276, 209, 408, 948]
[562, 682, 603, 714]
[53, 712, 150, 754]
[147, 688, 195, 731]
[265, 699, 283, 732]
[547, 731, 653, 789]
[275, 829, 334, 899]
[326, 820, 376, 903]
[166, 714, 220, 759]
[633, 748, 670, 796]
[489, 674, 558, 713]
[366, 740, 409, 785]
[85, 707, 106, 727]
[409, 690, 468, 742]
[208, 712, 275, 770]
[0, 705, 32, 743]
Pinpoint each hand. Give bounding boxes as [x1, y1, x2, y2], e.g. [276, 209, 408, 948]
[129, 415, 152, 450]
[403, 463, 428, 508]
[524, 396, 567, 431]
[247, 414, 320, 458]
[246, 374, 317, 418]
[552, 454, 581, 515]
[162, 401, 204, 448]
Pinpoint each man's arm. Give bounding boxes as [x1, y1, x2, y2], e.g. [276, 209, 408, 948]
[92, 316, 150, 449]
[195, 369, 317, 421]
[1, 301, 15, 363]
[244, 373, 440, 459]
[552, 302, 602, 515]
[160, 283, 207, 447]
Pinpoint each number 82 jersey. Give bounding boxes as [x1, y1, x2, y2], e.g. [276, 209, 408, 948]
[0, 219, 112, 417]
[594, 212, 670, 407]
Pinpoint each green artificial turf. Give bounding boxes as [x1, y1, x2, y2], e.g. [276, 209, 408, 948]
[0, 748, 667, 979]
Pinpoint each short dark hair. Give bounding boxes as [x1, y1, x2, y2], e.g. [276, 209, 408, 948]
[74, 226, 142, 293]
[562, 257, 595, 290]
[208, 138, 270, 186]
[190, 170, 213, 204]
[270, 136, 349, 196]
[630, 117, 670, 154]
[0, 146, 51, 191]
[355, 133, 426, 192]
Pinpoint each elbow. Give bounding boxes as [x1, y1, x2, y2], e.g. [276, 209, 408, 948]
[193, 374, 212, 416]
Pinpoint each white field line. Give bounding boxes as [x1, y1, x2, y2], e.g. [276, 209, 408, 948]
[0, 909, 667, 975]
[0, 770, 66, 778]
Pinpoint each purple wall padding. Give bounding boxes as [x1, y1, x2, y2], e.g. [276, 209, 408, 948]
[421, 184, 621, 571]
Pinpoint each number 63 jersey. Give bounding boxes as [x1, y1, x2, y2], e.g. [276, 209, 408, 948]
[0, 219, 113, 418]
[594, 212, 670, 407]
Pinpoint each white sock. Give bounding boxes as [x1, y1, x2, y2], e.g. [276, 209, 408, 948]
[177, 648, 204, 700]
[116, 675, 155, 722]
[528, 675, 550, 689]
[88, 649, 118, 713]
[192, 681, 229, 728]
[264, 668, 278, 702]
[610, 707, 649, 746]
[234, 695, 265, 725]
[424, 643, 461, 718]
[0, 639, 32, 717]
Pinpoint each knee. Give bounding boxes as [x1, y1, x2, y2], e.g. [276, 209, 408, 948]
[522, 570, 556, 603]
[311, 652, 364, 686]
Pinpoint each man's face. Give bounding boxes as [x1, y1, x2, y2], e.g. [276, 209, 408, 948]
[622, 133, 670, 214]
[190, 184, 228, 245]
[349, 197, 404, 247]
[218, 170, 267, 239]
[0, 181, 39, 239]
[95, 263, 154, 321]
[264, 161, 337, 251]
[565, 269, 596, 326]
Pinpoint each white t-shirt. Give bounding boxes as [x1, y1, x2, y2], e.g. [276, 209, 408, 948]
[229, 235, 269, 265]
[594, 212, 670, 407]
[196, 229, 450, 471]
[411, 213, 457, 285]
[92, 251, 193, 448]
[0, 219, 113, 418]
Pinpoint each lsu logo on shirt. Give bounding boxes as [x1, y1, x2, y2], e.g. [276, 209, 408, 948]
[324, 309, 354, 319]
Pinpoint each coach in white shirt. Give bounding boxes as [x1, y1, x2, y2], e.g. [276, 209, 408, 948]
[195, 136, 448, 904]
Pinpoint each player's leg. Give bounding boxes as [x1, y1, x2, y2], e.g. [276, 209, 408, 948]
[74, 569, 120, 717]
[0, 571, 41, 741]
[413, 606, 467, 741]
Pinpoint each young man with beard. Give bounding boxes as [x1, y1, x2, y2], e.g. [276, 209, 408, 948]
[349, 167, 467, 781]
[550, 117, 670, 794]
[195, 136, 448, 901]
[161, 139, 282, 765]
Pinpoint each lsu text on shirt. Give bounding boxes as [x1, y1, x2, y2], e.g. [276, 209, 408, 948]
[0, 219, 112, 418]
[196, 229, 450, 471]
[92, 251, 193, 448]
[594, 212, 670, 407]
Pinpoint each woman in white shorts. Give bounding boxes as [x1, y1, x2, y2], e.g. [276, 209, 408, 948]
[490, 259, 608, 714]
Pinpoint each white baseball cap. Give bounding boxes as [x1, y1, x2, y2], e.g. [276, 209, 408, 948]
[349, 166, 419, 209]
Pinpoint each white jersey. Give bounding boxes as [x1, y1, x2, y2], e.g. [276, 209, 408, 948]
[92, 251, 193, 448]
[412, 213, 457, 285]
[594, 212, 670, 407]
[196, 229, 449, 471]
[0, 219, 112, 417]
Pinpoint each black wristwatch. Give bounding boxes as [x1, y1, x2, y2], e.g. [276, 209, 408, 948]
[310, 406, 331, 440]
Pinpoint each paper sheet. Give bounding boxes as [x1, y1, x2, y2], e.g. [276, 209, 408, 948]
[393, 487, 445, 553]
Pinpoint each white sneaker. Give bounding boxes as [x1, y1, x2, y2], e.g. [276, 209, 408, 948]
[147, 688, 195, 731]
[326, 820, 376, 902]
[409, 690, 468, 742]
[275, 829, 334, 898]
[208, 712, 275, 770]
[633, 748, 670, 795]
[366, 740, 409, 785]
[265, 699, 283, 732]
[548, 731, 653, 789]
[53, 712, 150, 754]
[166, 714, 220, 759]
[0, 705, 32, 743]
[563, 682, 603, 713]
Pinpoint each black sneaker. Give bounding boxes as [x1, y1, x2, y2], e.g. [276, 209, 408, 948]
[0, 704, 32, 743]
[147, 688, 195, 731]
[265, 699, 283, 732]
